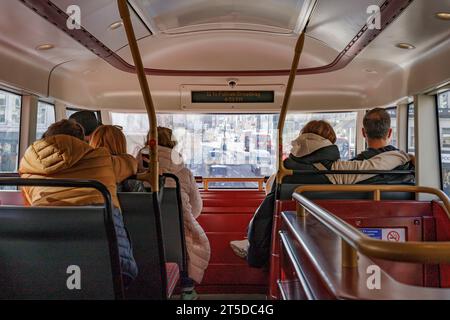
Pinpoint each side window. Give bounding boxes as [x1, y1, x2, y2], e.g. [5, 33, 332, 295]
[66, 107, 102, 123]
[437, 90, 450, 195]
[0, 90, 22, 177]
[386, 107, 398, 148]
[36, 102, 56, 140]
[0, 94, 6, 123]
[407, 103, 415, 154]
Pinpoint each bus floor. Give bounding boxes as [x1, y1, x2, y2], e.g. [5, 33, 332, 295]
[171, 294, 267, 300]
[196, 189, 268, 295]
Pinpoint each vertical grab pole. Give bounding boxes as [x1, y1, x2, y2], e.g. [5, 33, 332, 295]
[118, 0, 159, 192]
[276, 33, 305, 185]
[276, 0, 317, 186]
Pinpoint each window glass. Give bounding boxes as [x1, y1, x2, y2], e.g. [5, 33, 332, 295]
[66, 108, 102, 123]
[111, 112, 357, 188]
[36, 102, 56, 140]
[438, 91, 450, 195]
[407, 103, 415, 154]
[386, 108, 398, 148]
[0, 90, 22, 189]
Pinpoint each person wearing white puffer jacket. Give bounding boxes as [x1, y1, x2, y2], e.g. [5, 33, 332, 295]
[137, 127, 210, 300]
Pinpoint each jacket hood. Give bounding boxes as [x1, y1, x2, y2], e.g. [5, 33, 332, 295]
[290, 133, 335, 158]
[158, 146, 185, 174]
[20, 135, 97, 175]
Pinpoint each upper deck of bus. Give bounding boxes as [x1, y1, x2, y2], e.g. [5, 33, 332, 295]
[0, 0, 450, 303]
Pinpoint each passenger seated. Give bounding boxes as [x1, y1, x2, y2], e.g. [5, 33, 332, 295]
[137, 127, 210, 300]
[352, 107, 415, 184]
[235, 120, 412, 268]
[69, 110, 101, 143]
[89, 125, 144, 192]
[19, 119, 138, 286]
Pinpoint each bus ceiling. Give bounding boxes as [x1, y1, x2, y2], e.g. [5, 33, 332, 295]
[19, 0, 414, 77]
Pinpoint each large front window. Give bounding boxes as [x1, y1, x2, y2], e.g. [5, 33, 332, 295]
[112, 112, 357, 188]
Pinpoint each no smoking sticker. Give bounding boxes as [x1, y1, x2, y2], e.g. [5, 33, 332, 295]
[360, 228, 406, 242]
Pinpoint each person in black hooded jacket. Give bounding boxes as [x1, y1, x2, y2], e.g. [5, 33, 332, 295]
[239, 120, 412, 268]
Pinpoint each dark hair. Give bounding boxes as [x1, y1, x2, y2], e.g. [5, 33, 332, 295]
[43, 119, 85, 141]
[69, 111, 100, 136]
[363, 108, 391, 139]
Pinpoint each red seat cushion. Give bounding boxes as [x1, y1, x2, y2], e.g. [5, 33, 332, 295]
[165, 263, 180, 297]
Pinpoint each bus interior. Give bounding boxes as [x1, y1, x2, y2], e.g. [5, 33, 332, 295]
[0, 0, 450, 301]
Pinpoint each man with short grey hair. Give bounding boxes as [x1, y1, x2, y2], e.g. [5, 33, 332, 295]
[353, 108, 415, 184]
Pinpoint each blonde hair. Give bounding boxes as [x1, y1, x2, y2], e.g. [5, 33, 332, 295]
[147, 127, 177, 149]
[90, 125, 127, 155]
[301, 120, 337, 144]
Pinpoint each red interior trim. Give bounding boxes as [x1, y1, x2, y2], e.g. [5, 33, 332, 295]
[20, 0, 414, 76]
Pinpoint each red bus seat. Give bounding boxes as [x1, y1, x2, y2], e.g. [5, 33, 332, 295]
[197, 190, 268, 294]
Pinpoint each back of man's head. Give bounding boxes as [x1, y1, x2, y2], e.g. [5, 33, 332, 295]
[43, 119, 85, 141]
[363, 108, 391, 140]
[69, 111, 99, 137]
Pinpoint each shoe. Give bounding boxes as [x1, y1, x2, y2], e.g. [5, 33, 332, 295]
[230, 239, 249, 259]
[181, 290, 199, 300]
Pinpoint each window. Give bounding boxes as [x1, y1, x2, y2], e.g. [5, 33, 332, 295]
[407, 103, 415, 154]
[111, 111, 357, 188]
[0, 90, 21, 180]
[36, 102, 56, 140]
[0, 94, 6, 123]
[66, 107, 102, 123]
[386, 107, 398, 148]
[438, 90, 450, 195]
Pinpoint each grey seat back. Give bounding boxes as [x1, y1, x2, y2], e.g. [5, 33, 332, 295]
[0, 178, 123, 300]
[118, 192, 167, 300]
[160, 174, 187, 274]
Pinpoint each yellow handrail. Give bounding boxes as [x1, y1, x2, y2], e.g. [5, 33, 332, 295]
[276, 33, 304, 185]
[294, 184, 450, 219]
[292, 185, 450, 266]
[276, 0, 317, 185]
[200, 177, 266, 191]
[118, 0, 159, 192]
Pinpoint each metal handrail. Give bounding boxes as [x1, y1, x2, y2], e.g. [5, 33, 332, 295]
[292, 185, 450, 266]
[118, 0, 159, 192]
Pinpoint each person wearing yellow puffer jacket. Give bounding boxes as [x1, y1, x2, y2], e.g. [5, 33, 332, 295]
[19, 119, 138, 286]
